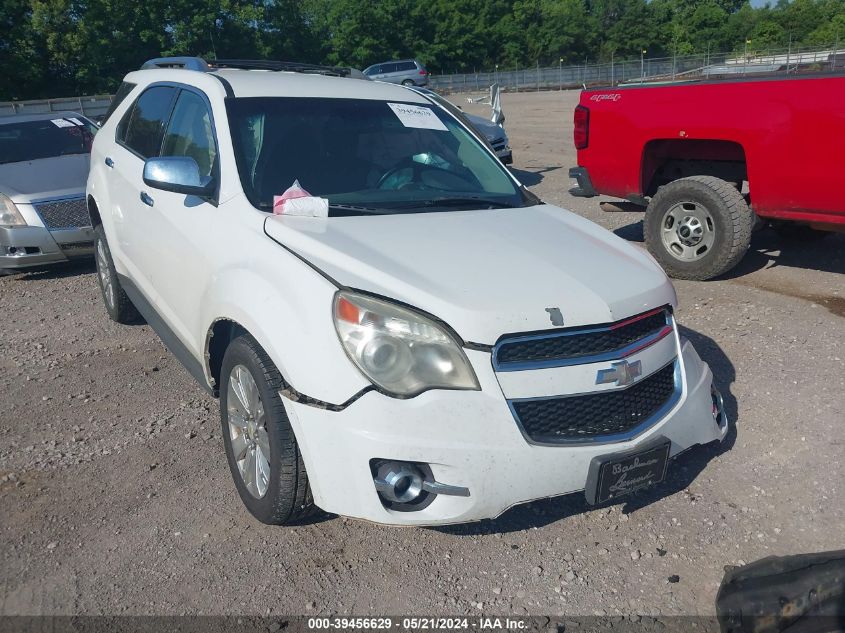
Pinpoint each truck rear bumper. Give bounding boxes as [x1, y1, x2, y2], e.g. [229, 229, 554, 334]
[568, 166, 597, 197]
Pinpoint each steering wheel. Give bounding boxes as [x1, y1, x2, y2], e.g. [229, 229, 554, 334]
[377, 157, 476, 192]
[377, 157, 427, 190]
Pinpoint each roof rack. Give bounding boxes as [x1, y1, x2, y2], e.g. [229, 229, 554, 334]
[141, 57, 210, 71]
[208, 59, 351, 77]
[139, 57, 351, 78]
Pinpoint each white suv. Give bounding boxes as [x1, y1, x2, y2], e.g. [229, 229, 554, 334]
[86, 58, 729, 526]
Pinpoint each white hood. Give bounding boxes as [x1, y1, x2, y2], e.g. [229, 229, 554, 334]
[264, 205, 676, 344]
[0, 154, 90, 202]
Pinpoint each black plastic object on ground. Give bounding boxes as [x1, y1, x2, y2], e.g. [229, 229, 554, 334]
[716, 549, 845, 633]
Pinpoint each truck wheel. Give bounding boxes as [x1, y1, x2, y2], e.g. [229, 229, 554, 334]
[644, 176, 753, 281]
[94, 225, 141, 324]
[219, 334, 316, 525]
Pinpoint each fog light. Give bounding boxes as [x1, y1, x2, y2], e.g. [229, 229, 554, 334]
[374, 461, 424, 504]
[711, 384, 726, 428]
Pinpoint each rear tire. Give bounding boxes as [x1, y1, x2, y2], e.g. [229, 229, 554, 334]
[644, 176, 754, 281]
[94, 225, 141, 324]
[401, 79, 415, 86]
[220, 334, 316, 525]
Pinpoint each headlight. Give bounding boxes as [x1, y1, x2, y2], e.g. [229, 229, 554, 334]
[333, 291, 480, 397]
[0, 194, 26, 227]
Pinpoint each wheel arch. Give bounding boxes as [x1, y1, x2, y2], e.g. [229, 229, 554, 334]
[87, 195, 102, 227]
[641, 139, 748, 198]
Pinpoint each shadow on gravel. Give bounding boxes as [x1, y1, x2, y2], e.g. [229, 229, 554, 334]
[612, 219, 845, 280]
[433, 327, 737, 537]
[2, 259, 96, 280]
[508, 166, 561, 186]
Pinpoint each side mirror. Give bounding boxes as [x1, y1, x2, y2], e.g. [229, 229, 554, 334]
[143, 157, 214, 197]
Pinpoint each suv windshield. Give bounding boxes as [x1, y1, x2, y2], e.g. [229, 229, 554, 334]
[0, 117, 96, 164]
[227, 97, 530, 215]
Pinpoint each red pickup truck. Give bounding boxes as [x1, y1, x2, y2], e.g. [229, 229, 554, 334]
[569, 74, 845, 280]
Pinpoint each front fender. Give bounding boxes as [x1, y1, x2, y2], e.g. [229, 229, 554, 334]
[200, 265, 370, 406]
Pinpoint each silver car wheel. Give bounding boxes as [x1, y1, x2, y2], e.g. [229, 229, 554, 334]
[96, 239, 115, 310]
[227, 364, 270, 499]
[660, 201, 716, 261]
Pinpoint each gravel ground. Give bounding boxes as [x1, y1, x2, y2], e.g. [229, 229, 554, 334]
[1, 90, 843, 618]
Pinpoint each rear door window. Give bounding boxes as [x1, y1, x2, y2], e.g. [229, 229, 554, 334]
[398, 61, 416, 72]
[119, 86, 178, 159]
[101, 82, 136, 124]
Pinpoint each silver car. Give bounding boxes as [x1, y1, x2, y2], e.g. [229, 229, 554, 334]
[363, 59, 429, 86]
[0, 112, 97, 271]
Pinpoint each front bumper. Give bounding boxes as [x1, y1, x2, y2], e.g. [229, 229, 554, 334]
[569, 166, 597, 197]
[0, 225, 94, 270]
[283, 338, 728, 526]
[496, 148, 513, 165]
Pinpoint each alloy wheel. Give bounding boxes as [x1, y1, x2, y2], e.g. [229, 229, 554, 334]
[227, 364, 271, 498]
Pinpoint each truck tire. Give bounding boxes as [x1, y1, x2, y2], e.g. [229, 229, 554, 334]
[644, 176, 754, 281]
[94, 225, 141, 324]
[219, 334, 317, 525]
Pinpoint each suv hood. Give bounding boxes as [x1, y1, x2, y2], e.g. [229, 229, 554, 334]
[0, 154, 90, 202]
[264, 205, 676, 344]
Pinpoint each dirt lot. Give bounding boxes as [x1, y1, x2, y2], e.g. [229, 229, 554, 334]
[1, 90, 843, 618]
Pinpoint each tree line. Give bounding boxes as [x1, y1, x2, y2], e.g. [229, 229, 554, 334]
[2, 0, 844, 100]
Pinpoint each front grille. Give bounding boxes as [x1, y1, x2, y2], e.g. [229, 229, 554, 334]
[34, 198, 91, 229]
[490, 137, 506, 146]
[495, 308, 670, 368]
[511, 362, 677, 444]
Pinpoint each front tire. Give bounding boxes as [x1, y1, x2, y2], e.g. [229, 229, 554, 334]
[644, 175, 754, 281]
[220, 335, 316, 525]
[94, 225, 140, 323]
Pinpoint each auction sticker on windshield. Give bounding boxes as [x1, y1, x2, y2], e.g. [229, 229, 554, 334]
[388, 103, 448, 131]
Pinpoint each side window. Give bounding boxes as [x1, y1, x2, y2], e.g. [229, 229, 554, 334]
[398, 61, 416, 72]
[161, 90, 217, 179]
[102, 82, 136, 124]
[383, 63, 399, 74]
[119, 86, 177, 159]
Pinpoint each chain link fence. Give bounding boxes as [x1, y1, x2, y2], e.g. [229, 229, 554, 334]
[429, 44, 841, 93]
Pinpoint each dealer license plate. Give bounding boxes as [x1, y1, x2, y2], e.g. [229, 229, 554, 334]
[587, 442, 671, 505]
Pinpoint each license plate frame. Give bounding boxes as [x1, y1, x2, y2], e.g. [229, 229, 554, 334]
[585, 438, 671, 505]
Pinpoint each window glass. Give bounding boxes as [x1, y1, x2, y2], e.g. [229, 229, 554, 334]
[161, 90, 217, 178]
[102, 82, 136, 124]
[383, 63, 399, 73]
[227, 97, 526, 216]
[121, 86, 177, 158]
[398, 61, 416, 71]
[0, 118, 96, 164]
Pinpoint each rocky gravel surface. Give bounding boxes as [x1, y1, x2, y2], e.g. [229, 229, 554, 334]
[1, 90, 843, 617]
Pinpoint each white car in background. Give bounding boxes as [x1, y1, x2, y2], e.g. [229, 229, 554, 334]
[0, 112, 98, 271]
[86, 57, 729, 527]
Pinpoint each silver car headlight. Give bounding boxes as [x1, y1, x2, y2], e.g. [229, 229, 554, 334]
[0, 194, 26, 227]
[333, 291, 480, 397]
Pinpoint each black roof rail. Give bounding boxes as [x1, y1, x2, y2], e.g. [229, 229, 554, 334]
[208, 59, 351, 77]
[141, 57, 209, 71]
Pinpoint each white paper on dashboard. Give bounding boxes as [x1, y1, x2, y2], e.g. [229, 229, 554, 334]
[51, 119, 75, 128]
[387, 103, 448, 131]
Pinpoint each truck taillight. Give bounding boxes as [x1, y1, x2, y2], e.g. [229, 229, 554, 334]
[574, 105, 590, 150]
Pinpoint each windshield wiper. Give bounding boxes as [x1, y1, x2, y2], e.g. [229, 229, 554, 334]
[388, 197, 519, 210]
[258, 201, 392, 215]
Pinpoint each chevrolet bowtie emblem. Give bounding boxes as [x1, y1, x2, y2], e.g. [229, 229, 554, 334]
[596, 360, 643, 387]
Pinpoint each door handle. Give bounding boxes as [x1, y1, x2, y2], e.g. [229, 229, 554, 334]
[140, 192, 154, 207]
[104, 157, 114, 168]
